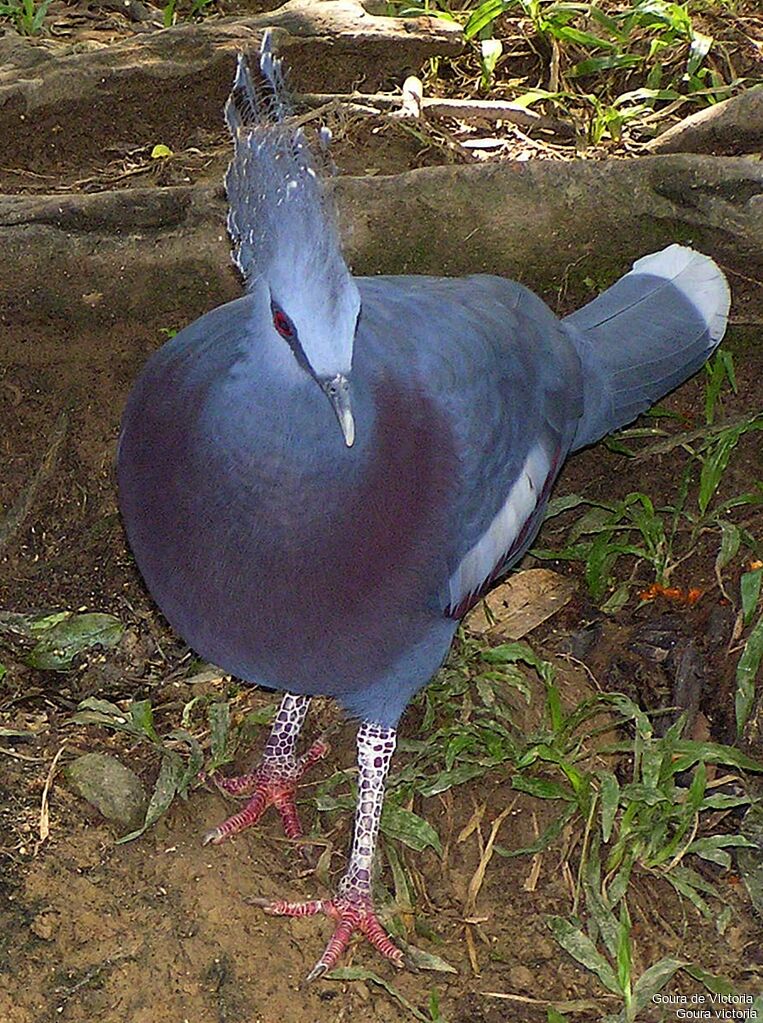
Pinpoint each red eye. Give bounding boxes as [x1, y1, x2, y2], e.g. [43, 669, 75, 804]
[272, 307, 294, 339]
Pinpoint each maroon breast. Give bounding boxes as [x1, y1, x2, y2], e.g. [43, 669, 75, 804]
[122, 372, 459, 696]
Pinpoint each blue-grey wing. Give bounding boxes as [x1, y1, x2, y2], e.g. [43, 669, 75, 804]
[356, 274, 584, 618]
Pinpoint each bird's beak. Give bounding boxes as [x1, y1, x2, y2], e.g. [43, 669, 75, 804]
[321, 374, 355, 447]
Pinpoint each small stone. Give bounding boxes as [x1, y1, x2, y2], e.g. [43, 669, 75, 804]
[508, 965, 535, 992]
[30, 912, 59, 940]
[353, 982, 371, 1002]
[66, 753, 147, 832]
[531, 937, 556, 961]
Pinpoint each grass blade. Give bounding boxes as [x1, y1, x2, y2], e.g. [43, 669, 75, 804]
[598, 770, 620, 843]
[208, 699, 233, 771]
[326, 966, 429, 1021]
[547, 916, 621, 994]
[381, 804, 442, 854]
[632, 958, 687, 1009]
[116, 750, 184, 843]
[464, 0, 507, 38]
[684, 964, 736, 996]
[741, 568, 763, 626]
[736, 612, 763, 735]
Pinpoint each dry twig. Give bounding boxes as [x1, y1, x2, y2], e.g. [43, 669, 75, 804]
[36, 744, 66, 851]
[297, 91, 575, 137]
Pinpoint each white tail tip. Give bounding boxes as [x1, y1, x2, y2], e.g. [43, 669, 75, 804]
[631, 243, 730, 342]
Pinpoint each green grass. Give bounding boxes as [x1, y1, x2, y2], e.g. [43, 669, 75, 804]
[161, 0, 216, 27]
[548, 869, 755, 1021]
[0, 0, 51, 34]
[390, 0, 751, 144]
[528, 357, 763, 735]
[398, 640, 763, 1017]
[535, 409, 762, 607]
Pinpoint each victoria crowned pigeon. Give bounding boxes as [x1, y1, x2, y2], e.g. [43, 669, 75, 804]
[117, 32, 730, 980]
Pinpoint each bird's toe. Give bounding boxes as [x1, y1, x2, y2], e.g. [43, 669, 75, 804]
[254, 890, 403, 980]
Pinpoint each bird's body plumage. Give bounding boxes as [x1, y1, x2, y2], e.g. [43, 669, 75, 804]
[119, 273, 584, 725]
[117, 33, 730, 979]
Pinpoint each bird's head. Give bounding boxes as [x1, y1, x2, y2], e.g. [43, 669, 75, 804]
[265, 251, 360, 447]
[225, 43, 360, 447]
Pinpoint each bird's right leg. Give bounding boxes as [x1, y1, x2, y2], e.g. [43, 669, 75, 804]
[254, 721, 404, 979]
[202, 692, 328, 846]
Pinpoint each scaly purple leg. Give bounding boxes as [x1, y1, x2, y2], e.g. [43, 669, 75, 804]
[202, 693, 327, 846]
[254, 721, 403, 980]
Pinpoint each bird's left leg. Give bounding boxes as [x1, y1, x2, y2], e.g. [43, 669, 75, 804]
[254, 721, 404, 980]
[203, 692, 328, 846]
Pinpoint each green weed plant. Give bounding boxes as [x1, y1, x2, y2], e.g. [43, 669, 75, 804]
[0, 0, 51, 34]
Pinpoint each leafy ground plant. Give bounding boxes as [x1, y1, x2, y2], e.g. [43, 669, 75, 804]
[534, 410, 763, 612]
[590, 710, 759, 914]
[736, 564, 763, 735]
[549, 851, 758, 1022]
[160, 0, 216, 25]
[70, 684, 271, 842]
[390, 0, 747, 143]
[0, 0, 52, 34]
[473, 649, 763, 1014]
[533, 387, 763, 738]
[471, 646, 762, 900]
[0, 609, 124, 671]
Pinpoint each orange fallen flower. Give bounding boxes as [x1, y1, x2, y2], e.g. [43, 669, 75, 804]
[638, 583, 703, 605]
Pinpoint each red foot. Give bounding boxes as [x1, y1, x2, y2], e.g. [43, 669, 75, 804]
[202, 739, 328, 846]
[253, 891, 404, 981]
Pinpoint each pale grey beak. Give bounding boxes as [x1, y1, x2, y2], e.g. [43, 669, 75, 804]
[321, 374, 355, 447]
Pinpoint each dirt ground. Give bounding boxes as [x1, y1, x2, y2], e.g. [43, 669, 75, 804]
[1, 5, 763, 1023]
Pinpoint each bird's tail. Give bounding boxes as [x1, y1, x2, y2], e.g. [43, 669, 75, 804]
[563, 244, 730, 451]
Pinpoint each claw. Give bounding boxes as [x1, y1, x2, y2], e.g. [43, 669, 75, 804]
[255, 892, 404, 980]
[201, 826, 225, 847]
[305, 961, 328, 985]
[203, 738, 329, 845]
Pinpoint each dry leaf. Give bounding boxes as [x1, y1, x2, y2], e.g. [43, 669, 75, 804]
[465, 569, 576, 639]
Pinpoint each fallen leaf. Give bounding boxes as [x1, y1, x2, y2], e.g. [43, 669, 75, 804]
[465, 569, 576, 639]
